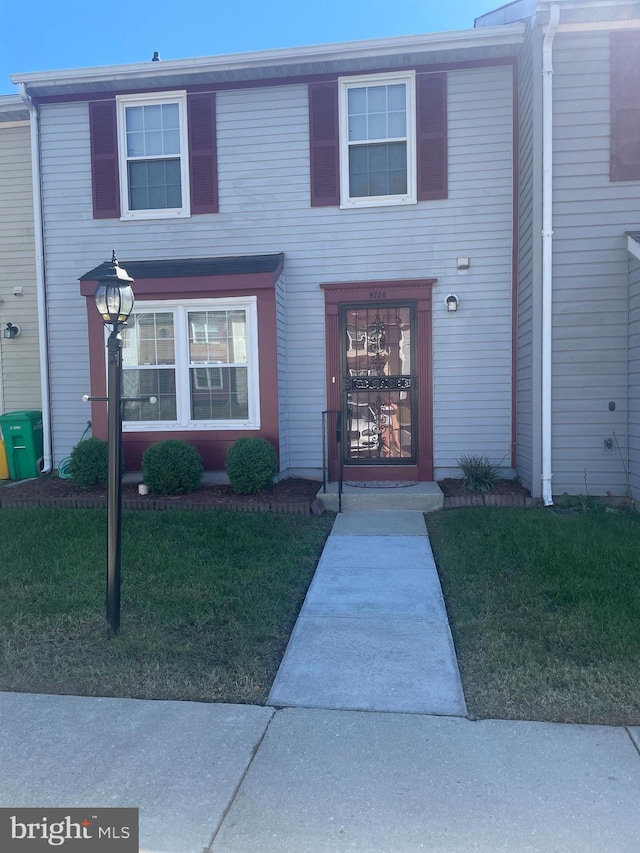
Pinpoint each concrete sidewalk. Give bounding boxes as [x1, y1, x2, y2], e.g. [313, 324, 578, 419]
[269, 510, 466, 715]
[1, 694, 639, 853]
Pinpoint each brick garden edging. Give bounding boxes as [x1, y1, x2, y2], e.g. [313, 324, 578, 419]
[443, 494, 543, 509]
[0, 494, 316, 514]
[0, 489, 540, 512]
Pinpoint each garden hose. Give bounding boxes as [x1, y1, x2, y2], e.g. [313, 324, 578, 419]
[57, 421, 92, 479]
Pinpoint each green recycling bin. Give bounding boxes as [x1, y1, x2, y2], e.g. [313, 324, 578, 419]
[0, 410, 44, 480]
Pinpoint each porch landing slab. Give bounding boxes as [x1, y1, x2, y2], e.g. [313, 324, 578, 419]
[317, 481, 443, 512]
[331, 509, 429, 536]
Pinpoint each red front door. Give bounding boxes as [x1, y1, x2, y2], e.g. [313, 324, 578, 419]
[322, 278, 435, 483]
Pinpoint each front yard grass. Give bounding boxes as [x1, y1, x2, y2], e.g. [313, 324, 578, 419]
[427, 507, 640, 726]
[0, 508, 334, 704]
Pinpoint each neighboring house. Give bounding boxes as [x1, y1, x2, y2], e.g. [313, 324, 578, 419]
[7, 0, 640, 502]
[496, 0, 640, 503]
[0, 95, 42, 417]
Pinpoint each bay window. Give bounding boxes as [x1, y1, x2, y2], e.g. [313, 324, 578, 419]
[121, 297, 259, 430]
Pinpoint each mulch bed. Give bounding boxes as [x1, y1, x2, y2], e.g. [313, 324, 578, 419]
[0, 475, 324, 514]
[0, 475, 542, 512]
[438, 477, 542, 509]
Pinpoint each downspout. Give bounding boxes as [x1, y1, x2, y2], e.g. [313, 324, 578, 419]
[541, 3, 560, 506]
[18, 83, 52, 474]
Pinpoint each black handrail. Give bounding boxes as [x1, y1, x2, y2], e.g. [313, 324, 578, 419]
[321, 409, 343, 512]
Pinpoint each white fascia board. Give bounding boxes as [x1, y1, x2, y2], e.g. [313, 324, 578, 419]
[537, 0, 639, 10]
[0, 94, 24, 107]
[10, 24, 524, 90]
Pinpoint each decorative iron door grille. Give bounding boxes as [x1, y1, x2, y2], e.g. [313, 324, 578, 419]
[341, 303, 417, 464]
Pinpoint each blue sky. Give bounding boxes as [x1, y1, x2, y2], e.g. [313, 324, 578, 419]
[0, 0, 499, 95]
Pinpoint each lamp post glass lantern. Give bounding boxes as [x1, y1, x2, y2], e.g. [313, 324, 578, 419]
[94, 251, 135, 635]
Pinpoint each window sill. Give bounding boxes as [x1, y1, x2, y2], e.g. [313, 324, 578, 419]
[339, 196, 418, 210]
[120, 210, 191, 221]
[123, 422, 260, 432]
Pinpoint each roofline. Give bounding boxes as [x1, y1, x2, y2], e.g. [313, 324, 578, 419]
[536, 0, 640, 8]
[0, 94, 26, 109]
[11, 24, 525, 91]
[0, 93, 30, 123]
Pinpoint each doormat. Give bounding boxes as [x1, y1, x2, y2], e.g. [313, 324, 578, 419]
[344, 481, 419, 488]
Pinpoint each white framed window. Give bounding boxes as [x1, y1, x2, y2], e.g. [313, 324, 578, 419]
[116, 91, 190, 220]
[120, 297, 260, 431]
[338, 71, 416, 209]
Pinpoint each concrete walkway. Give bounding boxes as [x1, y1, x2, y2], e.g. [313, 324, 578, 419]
[269, 510, 466, 716]
[1, 693, 639, 853]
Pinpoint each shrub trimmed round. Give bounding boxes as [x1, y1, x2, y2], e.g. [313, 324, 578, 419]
[69, 437, 110, 487]
[226, 437, 278, 495]
[142, 440, 203, 495]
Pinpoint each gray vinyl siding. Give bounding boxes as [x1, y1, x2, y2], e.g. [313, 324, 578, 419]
[550, 31, 638, 495]
[516, 22, 542, 495]
[0, 122, 41, 415]
[40, 66, 514, 473]
[274, 270, 290, 474]
[629, 257, 640, 501]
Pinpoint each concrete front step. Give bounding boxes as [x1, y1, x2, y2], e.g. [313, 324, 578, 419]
[317, 481, 443, 513]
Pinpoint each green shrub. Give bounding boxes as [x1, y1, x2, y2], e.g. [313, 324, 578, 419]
[69, 437, 110, 487]
[142, 440, 203, 495]
[226, 437, 278, 495]
[458, 454, 501, 492]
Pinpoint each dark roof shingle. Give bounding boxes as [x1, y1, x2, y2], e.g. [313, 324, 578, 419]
[80, 253, 284, 281]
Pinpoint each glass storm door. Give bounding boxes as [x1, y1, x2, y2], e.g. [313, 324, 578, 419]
[341, 304, 416, 464]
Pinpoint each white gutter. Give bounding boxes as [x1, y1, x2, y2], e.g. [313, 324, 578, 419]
[18, 83, 52, 474]
[10, 23, 525, 91]
[541, 3, 560, 506]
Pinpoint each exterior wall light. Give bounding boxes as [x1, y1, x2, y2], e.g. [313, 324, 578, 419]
[2, 323, 22, 341]
[445, 294, 459, 312]
[3, 323, 21, 339]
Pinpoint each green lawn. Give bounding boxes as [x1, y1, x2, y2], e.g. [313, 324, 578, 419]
[0, 508, 334, 704]
[427, 507, 640, 726]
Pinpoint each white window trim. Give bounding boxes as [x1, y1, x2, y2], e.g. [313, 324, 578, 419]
[116, 91, 191, 221]
[119, 296, 260, 432]
[338, 71, 417, 209]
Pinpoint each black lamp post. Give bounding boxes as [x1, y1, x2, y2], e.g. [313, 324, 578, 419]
[94, 251, 135, 635]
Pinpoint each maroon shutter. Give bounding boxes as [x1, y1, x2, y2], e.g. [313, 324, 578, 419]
[188, 92, 219, 214]
[611, 31, 640, 182]
[416, 73, 448, 201]
[309, 82, 340, 206]
[89, 100, 120, 219]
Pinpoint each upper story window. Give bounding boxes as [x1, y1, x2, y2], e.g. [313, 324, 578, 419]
[339, 72, 416, 208]
[90, 93, 218, 220]
[116, 92, 190, 219]
[309, 72, 446, 208]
